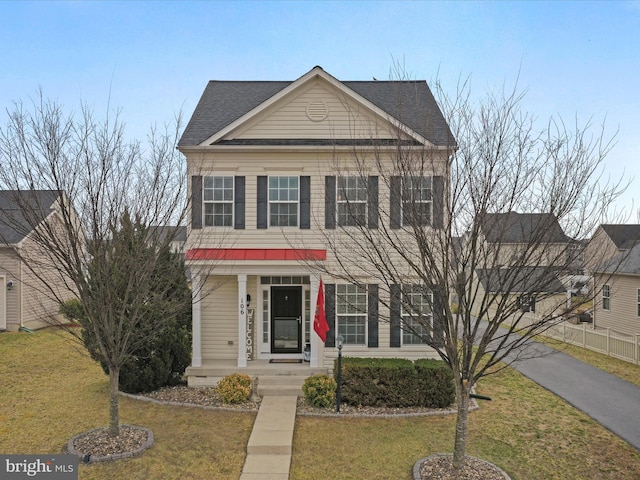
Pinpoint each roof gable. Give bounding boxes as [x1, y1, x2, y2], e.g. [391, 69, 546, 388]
[600, 224, 640, 250]
[480, 212, 569, 244]
[0, 190, 60, 245]
[476, 266, 566, 294]
[178, 66, 454, 148]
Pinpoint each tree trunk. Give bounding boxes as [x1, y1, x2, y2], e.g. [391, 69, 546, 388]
[108, 366, 120, 437]
[452, 382, 471, 469]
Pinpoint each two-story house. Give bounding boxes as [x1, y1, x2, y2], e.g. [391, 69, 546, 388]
[178, 66, 454, 385]
[471, 211, 573, 324]
[587, 224, 640, 335]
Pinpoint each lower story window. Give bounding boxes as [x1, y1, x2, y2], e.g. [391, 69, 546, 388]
[602, 284, 611, 311]
[402, 285, 431, 345]
[336, 284, 367, 345]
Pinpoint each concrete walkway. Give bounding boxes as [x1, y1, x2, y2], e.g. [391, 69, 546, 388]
[240, 395, 298, 480]
[505, 336, 640, 450]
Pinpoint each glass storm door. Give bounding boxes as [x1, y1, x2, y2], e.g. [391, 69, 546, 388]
[271, 286, 302, 353]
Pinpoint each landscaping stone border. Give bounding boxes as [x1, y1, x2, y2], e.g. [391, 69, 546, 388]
[413, 453, 511, 480]
[68, 424, 154, 463]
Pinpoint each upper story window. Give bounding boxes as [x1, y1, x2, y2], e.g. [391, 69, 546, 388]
[402, 176, 432, 226]
[637, 289, 640, 317]
[269, 176, 299, 227]
[518, 295, 536, 313]
[203, 176, 233, 227]
[602, 284, 611, 311]
[402, 285, 431, 345]
[337, 176, 367, 226]
[336, 283, 367, 345]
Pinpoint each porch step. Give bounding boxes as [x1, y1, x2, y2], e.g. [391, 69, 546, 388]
[257, 375, 306, 397]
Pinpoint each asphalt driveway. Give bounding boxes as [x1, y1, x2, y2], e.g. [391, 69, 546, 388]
[505, 338, 640, 450]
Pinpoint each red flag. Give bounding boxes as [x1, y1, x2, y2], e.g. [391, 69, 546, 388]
[313, 279, 330, 342]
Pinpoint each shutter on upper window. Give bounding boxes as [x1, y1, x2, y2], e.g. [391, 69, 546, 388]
[368, 176, 379, 229]
[325, 176, 336, 229]
[300, 176, 310, 229]
[191, 175, 202, 230]
[324, 283, 335, 347]
[367, 284, 379, 347]
[433, 175, 444, 229]
[234, 176, 245, 229]
[390, 283, 401, 347]
[390, 176, 401, 229]
[257, 176, 267, 229]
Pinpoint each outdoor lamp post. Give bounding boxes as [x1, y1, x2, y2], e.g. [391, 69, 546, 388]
[336, 334, 344, 413]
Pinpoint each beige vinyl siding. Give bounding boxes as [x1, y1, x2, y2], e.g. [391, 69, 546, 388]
[594, 273, 640, 336]
[584, 227, 619, 270]
[233, 81, 396, 141]
[201, 276, 238, 360]
[0, 249, 22, 331]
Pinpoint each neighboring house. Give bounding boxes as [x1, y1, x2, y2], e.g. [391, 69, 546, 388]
[590, 226, 640, 336]
[178, 66, 454, 384]
[0, 190, 75, 332]
[148, 225, 187, 253]
[584, 224, 640, 270]
[471, 212, 573, 323]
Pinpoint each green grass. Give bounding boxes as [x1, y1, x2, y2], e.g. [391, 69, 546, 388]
[2, 328, 640, 479]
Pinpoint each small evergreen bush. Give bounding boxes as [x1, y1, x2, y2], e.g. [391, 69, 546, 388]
[215, 373, 252, 404]
[414, 359, 455, 408]
[302, 374, 336, 408]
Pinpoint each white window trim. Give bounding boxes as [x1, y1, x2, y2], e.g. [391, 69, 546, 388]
[402, 176, 433, 227]
[337, 176, 367, 227]
[203, 175, 234, 227]
[602, 284, 611, 311]
[336, 284, 368, 346]
[268, 175, 299, 228]
[401, 286, 432, 346]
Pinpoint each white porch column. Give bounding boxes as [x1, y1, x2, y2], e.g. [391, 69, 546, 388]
[310, 275, 321, 368]
[237, 274, 248, 367]
[191, 273, 202, 367]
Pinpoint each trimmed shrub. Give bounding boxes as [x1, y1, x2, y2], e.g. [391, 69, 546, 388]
[302, 374, 336, 408]
[335, 357, 454, 408]
[414, 359, 455, 408]
[216, 373, 252, 404]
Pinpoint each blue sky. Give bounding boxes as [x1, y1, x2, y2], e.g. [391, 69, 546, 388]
[1, 0, 638, 218]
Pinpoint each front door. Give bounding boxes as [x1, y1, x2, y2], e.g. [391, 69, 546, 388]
[271, 286, 302, 354]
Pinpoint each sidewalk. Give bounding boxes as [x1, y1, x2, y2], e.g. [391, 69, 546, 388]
[239, 395, 298, 480]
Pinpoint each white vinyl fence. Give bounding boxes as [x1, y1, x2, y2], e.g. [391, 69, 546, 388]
[542, 322, 640, 365]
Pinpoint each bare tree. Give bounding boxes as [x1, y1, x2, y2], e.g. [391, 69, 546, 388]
[312, 75, 625, 470]
[0, 94, 189, 436]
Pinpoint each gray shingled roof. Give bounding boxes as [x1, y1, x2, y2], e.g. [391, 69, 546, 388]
[178, 68, 454, 147]
[600, 224, 640, 250]
[476, 266, 566, 294]
[595, 243, 640, 275]
[0, 190, 60, 244]
[480, 212, 569, 244]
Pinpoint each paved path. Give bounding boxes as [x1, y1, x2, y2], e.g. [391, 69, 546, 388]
[240, 395, 297, 480]
[505, 338, 640, 450]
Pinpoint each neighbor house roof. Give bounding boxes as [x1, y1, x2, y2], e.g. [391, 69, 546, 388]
[480, 212, 569, 244]
[599, 224, 640, 250]
[148, 225, 187, 243]
[0, 190, 60, 245]
[476, 266, 566, 294]
[593, 243, 640, 275]
[178, 66, 454, 148]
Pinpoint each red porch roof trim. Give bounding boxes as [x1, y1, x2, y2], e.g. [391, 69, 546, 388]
[185, 248, 327, 261]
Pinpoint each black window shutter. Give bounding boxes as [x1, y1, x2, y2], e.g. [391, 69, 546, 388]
[367, 284, 379, 347]
[300, 176, 310, 229]
[234, 176, 245, 229]
[325, 176, 336, 229]
[257, 176, 268, 229]
[433, 175, 444, 229]
[432, 293, 445, 348]
[368, 176, 379, 229]
[191, 175, 202, 230]
[325, 283, 336, 347]
[390, 176, 401, 229]
[390, 284, 401, 347]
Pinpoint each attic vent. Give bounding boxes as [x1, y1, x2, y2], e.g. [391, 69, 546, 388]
[306, 101, 328, 122]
